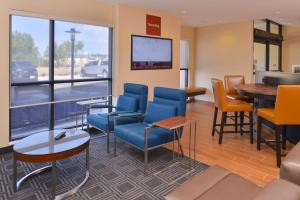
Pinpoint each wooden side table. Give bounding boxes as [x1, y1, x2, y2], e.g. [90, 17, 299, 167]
[153, 116, 197, 168]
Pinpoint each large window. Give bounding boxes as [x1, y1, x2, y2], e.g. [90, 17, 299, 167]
[10, 15, 112, 140]
[253, 19, 282, 72]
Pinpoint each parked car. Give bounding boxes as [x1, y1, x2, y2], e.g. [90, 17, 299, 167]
[11, 61, 38, 83]
[81, 60, 109, 78]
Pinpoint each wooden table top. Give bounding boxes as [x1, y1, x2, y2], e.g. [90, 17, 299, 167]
[153, 116, 189, 130]
[235, 83, 277, 98]
[13, 129, 90, 162]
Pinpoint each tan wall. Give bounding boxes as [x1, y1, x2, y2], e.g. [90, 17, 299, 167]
[194, 21, 254, 101]
[180, 26, 196, 86]
[282, 26, 300, 72]
[115, 5, 181, 98]
[0, 1, 181, 148]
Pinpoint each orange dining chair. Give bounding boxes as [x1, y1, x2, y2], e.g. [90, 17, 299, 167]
[211, 78, 254, 144]
[224, 75, 253, 132]
[257, 85, 300, 167]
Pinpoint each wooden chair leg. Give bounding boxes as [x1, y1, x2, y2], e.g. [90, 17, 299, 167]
[234, 112, 238, 132]
[240, 112, 244, 136]
[282, 125, 287, 150]
[219, 112, 226, 144]
[257, 116, 262, 150]
[212, 107, 218, 136]
[249, 111, 253, 144]
[275, 126, 282, 168]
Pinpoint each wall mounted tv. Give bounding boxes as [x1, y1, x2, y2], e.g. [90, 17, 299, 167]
[131, 35, 172, 70]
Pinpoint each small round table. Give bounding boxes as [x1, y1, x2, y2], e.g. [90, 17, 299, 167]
[13, 129, 90, 200]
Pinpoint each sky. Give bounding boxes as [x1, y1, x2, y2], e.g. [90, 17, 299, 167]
[11, 15, 109, 55]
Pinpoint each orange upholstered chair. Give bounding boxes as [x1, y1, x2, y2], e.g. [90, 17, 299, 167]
[224, 75, 248, 101]
[257, 85, 300, 167]
[224, 75, 253, 131]
[211, 78, 254, 144]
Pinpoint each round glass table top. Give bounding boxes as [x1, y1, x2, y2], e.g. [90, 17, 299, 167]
[13, 129, 90, 156]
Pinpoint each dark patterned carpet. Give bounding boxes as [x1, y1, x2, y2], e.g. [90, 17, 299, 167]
[0, 135, 208, 200]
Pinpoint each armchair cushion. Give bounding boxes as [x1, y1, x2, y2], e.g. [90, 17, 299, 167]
[114, 122, 173, 149]
[144, 102, 177, 123]
[87, 112, 138, 131]
[87, 113, 113, 131]
[116, 95, 138, 112]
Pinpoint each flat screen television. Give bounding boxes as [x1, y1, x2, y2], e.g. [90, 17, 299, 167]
[131, 35, 172, 70]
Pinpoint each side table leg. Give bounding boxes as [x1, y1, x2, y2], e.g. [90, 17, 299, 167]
[52, 161, 57, 200]
[13, 155, 17, 192]
[194, 121, 197, 167]
[86, 146, 89, 170]
[173, 130, 175, 160]
[189, 123, 192, 168]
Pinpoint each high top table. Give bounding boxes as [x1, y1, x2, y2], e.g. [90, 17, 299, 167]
[235, 83, 277, 100]
[13, 129, 90, 200]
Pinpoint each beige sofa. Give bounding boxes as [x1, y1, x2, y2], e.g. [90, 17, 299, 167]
[164, 142, 300, 200]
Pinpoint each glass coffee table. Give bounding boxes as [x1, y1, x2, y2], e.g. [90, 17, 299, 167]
[13, 129, 90, 200]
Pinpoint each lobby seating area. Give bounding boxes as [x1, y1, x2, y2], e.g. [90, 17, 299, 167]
[2, 0, 300, 200]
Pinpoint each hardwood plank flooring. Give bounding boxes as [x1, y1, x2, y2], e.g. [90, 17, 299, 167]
[167, 100, 294, 187]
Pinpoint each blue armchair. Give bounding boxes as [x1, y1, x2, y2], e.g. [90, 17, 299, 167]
[113, 87, 187, 171]
[87, 83, 148, 153]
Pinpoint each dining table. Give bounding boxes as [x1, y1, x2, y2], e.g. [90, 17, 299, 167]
[235, 83, 277, 101]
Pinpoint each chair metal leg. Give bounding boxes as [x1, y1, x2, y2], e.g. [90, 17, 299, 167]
[257, 116, 262, 150]
[249, 111, 254, 144]
[240, 112, 244, 136]
[219, 112, 226, 144]
[144, 128, 149, 173]
[234, 112, 238, 132]
[106, 117, 110, 154]
[106, 132, 110, 154]
[114, 135, 117, 157]
[275, 126, 282, 168]
[212, 107, 218, 136]
[282, 126, 287, 150]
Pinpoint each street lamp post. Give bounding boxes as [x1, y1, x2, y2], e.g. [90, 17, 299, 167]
[65, 28, 80, 85]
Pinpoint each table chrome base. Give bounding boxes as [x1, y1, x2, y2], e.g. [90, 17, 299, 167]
[55, 170, 89, 200]
[15, 165, 89, 200]
[16, 165, 52, 190]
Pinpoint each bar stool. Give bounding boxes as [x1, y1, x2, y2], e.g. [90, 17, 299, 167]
[257, 85, 300, 167]
[211, 78, 254, 144]
[224, 75, 253, 131]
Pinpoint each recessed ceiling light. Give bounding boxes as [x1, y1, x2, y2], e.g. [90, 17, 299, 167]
[181, 10, 187, 14]
[275, 11, 281, 15]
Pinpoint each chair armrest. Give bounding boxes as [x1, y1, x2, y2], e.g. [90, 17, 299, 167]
[114, 112, 144, 126]
[90, 104, 117, 109]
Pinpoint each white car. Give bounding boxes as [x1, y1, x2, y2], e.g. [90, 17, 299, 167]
[81, 60, 109, 78]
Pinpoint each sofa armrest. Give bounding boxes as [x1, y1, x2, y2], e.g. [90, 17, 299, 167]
[164, 165, 230, 200]
[280, 142, 300, 186]
[253, 179, 300, 200]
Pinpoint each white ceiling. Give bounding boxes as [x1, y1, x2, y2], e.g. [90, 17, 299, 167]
[97, 0, 300, 27]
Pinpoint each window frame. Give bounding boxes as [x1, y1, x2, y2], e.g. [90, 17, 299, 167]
[9, 14, 113, 141]
[254, 19, 283, 72]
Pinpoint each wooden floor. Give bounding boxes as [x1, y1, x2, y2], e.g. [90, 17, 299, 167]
[170, 100, 294, 187]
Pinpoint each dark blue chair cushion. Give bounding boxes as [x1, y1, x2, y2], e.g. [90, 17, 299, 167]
[124, 83, 148, 114]
[116, 95, 138, 112]
[87, 112, 138, 131]
[144, 102, 176, 123]
[154, 87, 187, 116]
[114, 122, 174, 149]
[87, 113, 113, 131]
